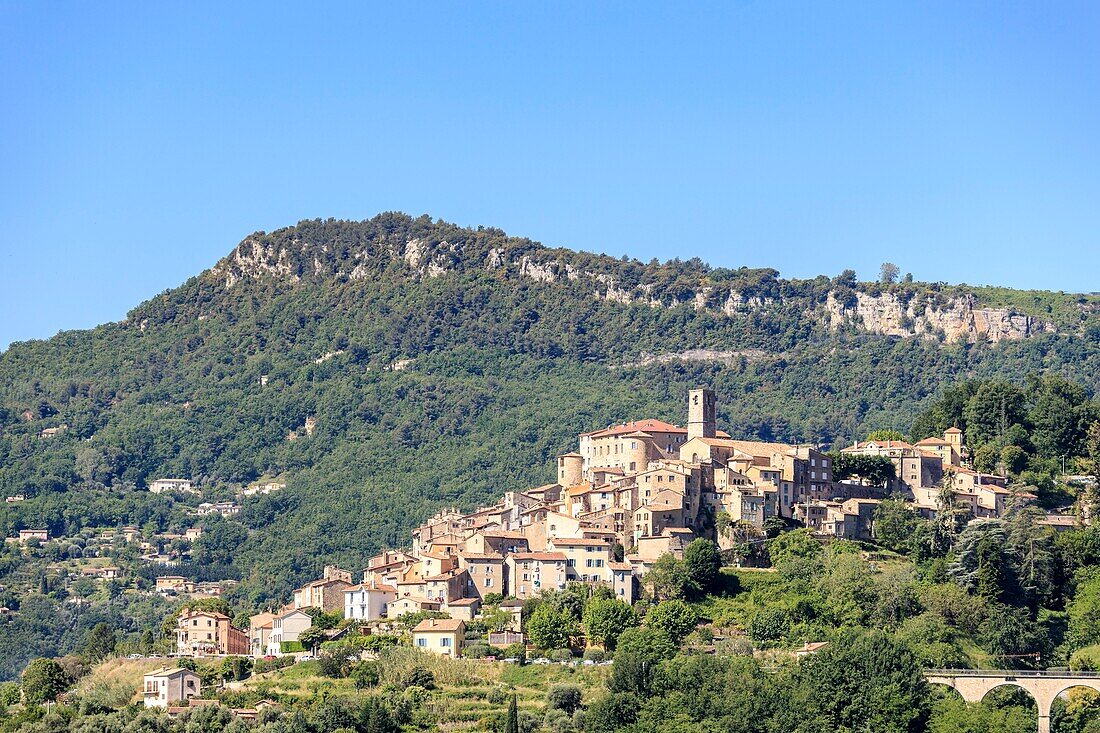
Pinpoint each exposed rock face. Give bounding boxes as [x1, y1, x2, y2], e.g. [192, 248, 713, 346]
[824, 291, 1043, 342]
[212, 231, 1049, 344]
[217, 236, 300, 288]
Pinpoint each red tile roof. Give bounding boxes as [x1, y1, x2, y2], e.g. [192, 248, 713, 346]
[509, 552, 567, 562]
[586, 419, 686, 438]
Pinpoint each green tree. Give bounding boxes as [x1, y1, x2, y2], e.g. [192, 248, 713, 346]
[546, 684, 583, 715]
[964, 381, 1028, 448]
[867, 429, 907, 441]
[873, 498, 922, 554]
[647, 600, 698, 644]
[767, 528, 823, 574]
[610, 627, 676, 695]
[879, 262, 900, 284]
[585, 693, 640, 733]
[360, 696, 399, 733]
[83, 622, 118, 662]
[790, 630, 929, 733]
[681, 538, 721, 598]
[21, 657, 70, 704]
[526, 604, 573, 650]
[582, 598, 638, 651]
[503, 693, 519, 733]
[646, 553, 691, 600]
[1068, 571, 1100, 651]
[1007, 507, 1055, 610]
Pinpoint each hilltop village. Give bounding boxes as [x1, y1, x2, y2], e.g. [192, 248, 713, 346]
[157, 388, 1034, 669]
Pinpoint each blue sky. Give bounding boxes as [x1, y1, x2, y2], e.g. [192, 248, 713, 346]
[2, 2, 1098, 349]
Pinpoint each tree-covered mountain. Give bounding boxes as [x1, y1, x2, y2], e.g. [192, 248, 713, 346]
[2, 211, 1100, 614]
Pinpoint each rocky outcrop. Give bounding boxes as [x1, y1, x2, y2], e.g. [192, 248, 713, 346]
[216, 236, 300, 288]
[212, 229, 1051, 345]
[824, 291, 1045, 342]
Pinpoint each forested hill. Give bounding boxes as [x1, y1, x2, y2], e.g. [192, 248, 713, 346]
[2, 212, 1100, 605]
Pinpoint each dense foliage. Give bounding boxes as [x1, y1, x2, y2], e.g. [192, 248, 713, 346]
[2, 213, 1100, 681]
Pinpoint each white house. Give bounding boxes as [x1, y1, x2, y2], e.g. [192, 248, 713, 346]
[343, 583, 397, 621]
[268, 608, 312, 656]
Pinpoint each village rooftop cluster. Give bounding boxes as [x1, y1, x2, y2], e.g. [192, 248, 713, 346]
[152, 389, 1050, 678]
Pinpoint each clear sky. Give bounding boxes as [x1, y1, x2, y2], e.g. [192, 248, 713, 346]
[2, 2, 1099, 350]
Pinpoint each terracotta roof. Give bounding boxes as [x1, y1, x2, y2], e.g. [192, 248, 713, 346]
[843, 440, 914, 451]
[145, 667, 197, 678]
[424, 570, 465, 582]
[550, 538, 608, 547]
[347, 583, 397, 593]
[413, 618, 465, 632]
[509, 552, 567, 562]
[914, 437, 948, 446]
[446, 598, 480, 606]
[478, 530, 526, 539]
[608, 562, 632, 571]
[458, 552, 504, 561]
[566, 483, 593, 497]
[945, 427, 962, 434]
[586, 419, 687, 438]
[390, 595, 439, 606]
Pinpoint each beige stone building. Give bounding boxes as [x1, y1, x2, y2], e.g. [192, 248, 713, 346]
[457, 552, 505, 599]
[412, 617, 465, 658]
[292, 566, 352, 612]
[249, 612, 276, 658]
[505, 552, 568, 598]
[548, 537, 613, 584]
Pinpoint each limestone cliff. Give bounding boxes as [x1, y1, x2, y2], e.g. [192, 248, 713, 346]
[208, 217, 1063, 345]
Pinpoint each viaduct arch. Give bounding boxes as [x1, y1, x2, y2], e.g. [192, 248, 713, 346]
[925, 669, 1100, 733]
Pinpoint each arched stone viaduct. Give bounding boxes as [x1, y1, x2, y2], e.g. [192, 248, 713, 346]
[925, 669, 1100, 733]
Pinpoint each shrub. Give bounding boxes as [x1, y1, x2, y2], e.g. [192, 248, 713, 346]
[402, 666, 436, 690]
[253, 656, 295, 674]
[547, 684, 584, 714]
[504, 642, 527, 663]
[464, 642, 492, 659]
[550, 649, 574, 663]
[351, 661, 380, 689]
[749, 609, 791, 645]
[582, 648, 607, 662]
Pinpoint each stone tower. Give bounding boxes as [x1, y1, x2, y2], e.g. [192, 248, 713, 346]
[557, 453, 583, 487]
[687, 388, 716, 440]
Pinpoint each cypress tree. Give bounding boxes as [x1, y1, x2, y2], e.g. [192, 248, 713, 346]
[504, 693, 520, 733]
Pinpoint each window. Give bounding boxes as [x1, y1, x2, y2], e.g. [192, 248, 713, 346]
[485, 578, 493, 587]
[417, 638, 427, 647]
[440, 638, 451, 647]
